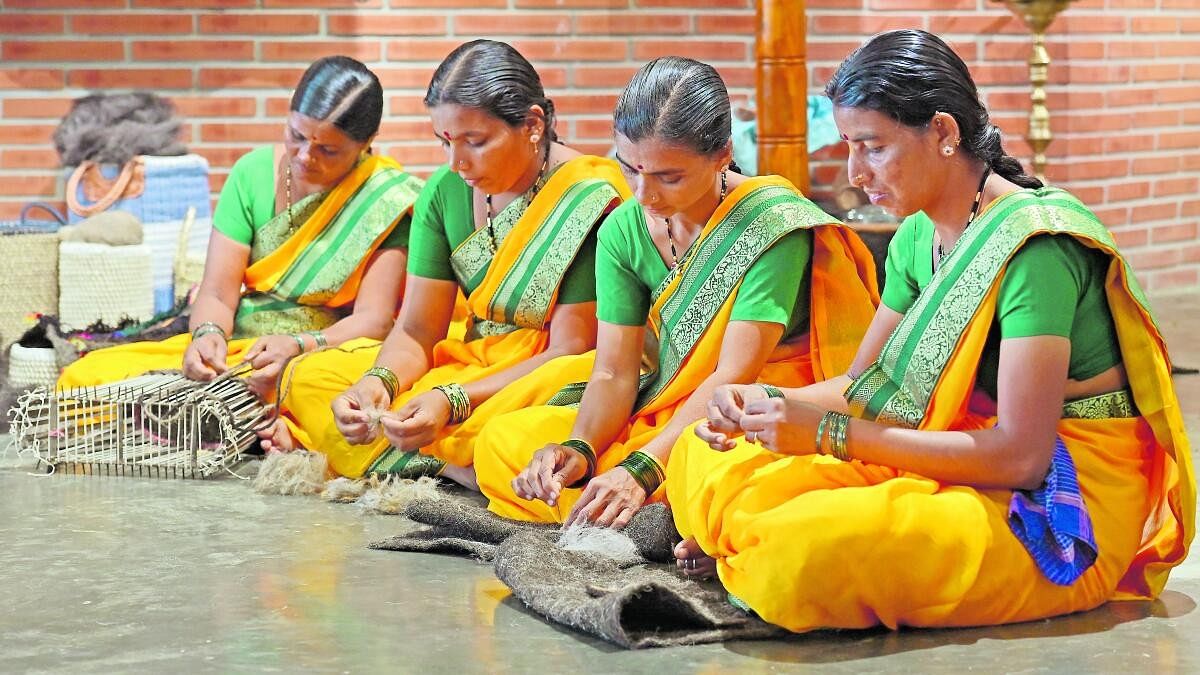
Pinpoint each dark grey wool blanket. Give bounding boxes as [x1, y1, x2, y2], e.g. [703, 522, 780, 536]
[369, 498, 787, 649]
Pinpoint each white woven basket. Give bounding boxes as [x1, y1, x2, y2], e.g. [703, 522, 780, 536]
[7, 343, 59, 389]
[59, 242, 154, 330]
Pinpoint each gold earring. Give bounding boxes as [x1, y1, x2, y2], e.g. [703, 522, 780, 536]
[530, 134, 539, 144]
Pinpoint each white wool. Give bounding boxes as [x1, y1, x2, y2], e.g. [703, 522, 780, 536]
[320, 476, 368, 502]
[557, 524, 642, 566]
[356, 476, 442, 515]
[252, 450, 327, 496]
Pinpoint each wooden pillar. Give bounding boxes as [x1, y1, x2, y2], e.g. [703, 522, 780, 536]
[755, 0, 808, 192]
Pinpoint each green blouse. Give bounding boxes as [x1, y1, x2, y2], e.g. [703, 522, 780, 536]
[406, 165, 597, 303]
[212, 145, 409, 249]
[595, 198, 813, 337]
[882, 210, 1122, 399]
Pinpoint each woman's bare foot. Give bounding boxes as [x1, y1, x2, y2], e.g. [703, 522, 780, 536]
[440, 464, 479, 491]
[673, 536, 717, 578]
[257, 417, 298, 453]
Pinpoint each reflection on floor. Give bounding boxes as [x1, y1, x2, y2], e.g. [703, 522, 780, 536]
[3, 291, 1199, 673]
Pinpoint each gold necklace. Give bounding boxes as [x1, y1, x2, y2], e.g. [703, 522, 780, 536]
[666, 169, 727, 269]
[283, 161, 298, 233]
[483, 143, 551, 254]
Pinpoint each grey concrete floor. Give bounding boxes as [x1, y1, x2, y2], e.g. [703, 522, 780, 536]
[3, 291, 1199, 674]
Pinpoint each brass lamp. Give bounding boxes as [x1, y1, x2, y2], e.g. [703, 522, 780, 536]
[992, 0, 1079, 182]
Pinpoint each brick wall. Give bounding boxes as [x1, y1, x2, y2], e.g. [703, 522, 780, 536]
[1, 0, 1197, 291]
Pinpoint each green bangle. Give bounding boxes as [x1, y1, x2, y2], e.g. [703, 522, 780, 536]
[306, 330, 328, 348]
[759, 383, 785, 399]
[289, 333, 307, 355]
[831, 412, 851, 462]
[364, 366, 399, 401]
[815, 411, 833, 456]
[618, 450, 667, 496]
[432, 383, 471, 425]
[560, 438, 597, 488]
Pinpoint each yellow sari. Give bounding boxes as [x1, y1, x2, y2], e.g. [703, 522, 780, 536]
[668, 188, 1194, 631]
[474, 176, 879, 523]
[57, 155, 423, 408]
[288, 156, 630, 478]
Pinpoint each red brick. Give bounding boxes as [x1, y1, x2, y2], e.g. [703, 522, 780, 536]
[552, 94, 620, 117]
[634, 0, 748, 6]
[261, 41, 381, 63]
[1048, 14, 1126, 34]
[2, 98, 73, 118]
[572, 141, 615, 156]
[263, 0, 383, 6]
[133, 41, 255, 61]
[329, 14, 446, 35]
[71, 13, 193, 34]
[1050, 64, 1130, 85]
[573, 65, 639, 88]
[1103, 134, 1156, 154]
[1131, 202, 1180, 224]
[1147, 268, 1199, 291]
[633, 40, 749, 61]
[390, 95, 427, 116]
[1130, 247, 1182, 269]
[1106, 41, 1157, 59]
[930, 15, 1019, 36]
[867, 0, 973, 8]
[577, 13, 693, 34]
[573, 118, 614, 139]
[1183, 244, 1200, 264]
[386, 40, 463, 62]
[378, 120, 432, 141]
[1111, 227, 1149, 249]
[1154, 178, 1200, 199]
[1105, 87, 1161, 108]
[1135, 109, 1182, 129]
[1184, 153, 1200, 172]
[69, 69, 194, 89]
[1157, 87, 1200, 104]
[0, 14, 66, 33]
[199, 14, 319, 35]
[200, 123, 283, 143]
[374, 68, 439, 89]
[6, 0, 122, 6]
[0, 68, 64, 89]
[456, 13, 571, 34]
[194, 146, 257, 169]
[0, 124, 57, 144]
[808, 0, 865, 6]
[0, 176, 57, 197]
[1108, 0, 1155, 7]
[1061, 112, 1130, 134]
[715, 66, 754, 88]
[384, 144, 447, 166]
[173, 97, 258, 118]
[516, 0, 626, 6]
[812, 13, 919, 34]
[1134, 63, 1183, 81]
[1159, 42, 1200, 58]
[1091, 206, 1130, 228]
[0, 149, 59, 170]
[695, 14, 756, 34]
[1065, 159, 1131, 182]
[199, 68, 305, 89]
[2, 40, 123, 61]
[808, 40, 870, 61]
[1158, 131, 1200, 151]
[510, 39, 627, 62]
[1134, 155, 1182, 175]
[971, 64, 1030, 87]
[132, 0, 255, 6]
[1131, 17, 1178, 33]
[1151, 222, 1198, 243]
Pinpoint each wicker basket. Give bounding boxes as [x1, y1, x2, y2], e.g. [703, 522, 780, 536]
[7, 343, 59, 389]
[0, 203, 65, 347]
[58, 242, 155, 331]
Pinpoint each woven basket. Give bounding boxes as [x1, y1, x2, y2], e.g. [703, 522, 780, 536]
[7, 342, 59, 389]
[58, 242, 154, 331]
[0, 203, 65, 347]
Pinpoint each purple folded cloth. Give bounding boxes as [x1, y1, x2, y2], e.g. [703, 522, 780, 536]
[1008, 436, 1098, 585]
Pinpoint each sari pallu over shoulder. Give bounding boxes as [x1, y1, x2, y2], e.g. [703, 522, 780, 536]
[234, 155, 423, 338]
[845, 187, 1194, 599]
[450, 155, 629, 341]
[549, 175, 879, 414]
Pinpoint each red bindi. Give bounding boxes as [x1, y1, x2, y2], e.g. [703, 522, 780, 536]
[636, 164, 644, 170]
[443, 131, 452, 140]
[840, 133, 849, 141]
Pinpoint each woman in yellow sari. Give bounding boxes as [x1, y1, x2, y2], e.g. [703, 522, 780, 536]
[277, 40, 629, 487]
[669, 30, 1194, 631]
[471, 57, 879, 526]
[58, 56, 423, 433]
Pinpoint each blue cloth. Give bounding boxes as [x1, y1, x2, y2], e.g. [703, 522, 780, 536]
[1007, 436, 1098, 585]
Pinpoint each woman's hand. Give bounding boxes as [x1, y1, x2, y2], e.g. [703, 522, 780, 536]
[182, 333, 228, 382]
[565, 466, 647, 529]
[331, 375, 392, 445]
[242, 334, 304, 399]
[737, 397, 823, 455]
[511, 444, 589, 507]
[695, 384, 770, 450]
[378, 389, 452, 451]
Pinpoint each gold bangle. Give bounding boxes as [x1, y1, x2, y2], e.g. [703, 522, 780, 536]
[815, 411, 833, 455]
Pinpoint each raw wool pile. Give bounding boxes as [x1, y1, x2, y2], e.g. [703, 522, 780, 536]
[253, 450, 444, 515]
[53, 92, 186, 166]
[370, 499, 783, 648]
